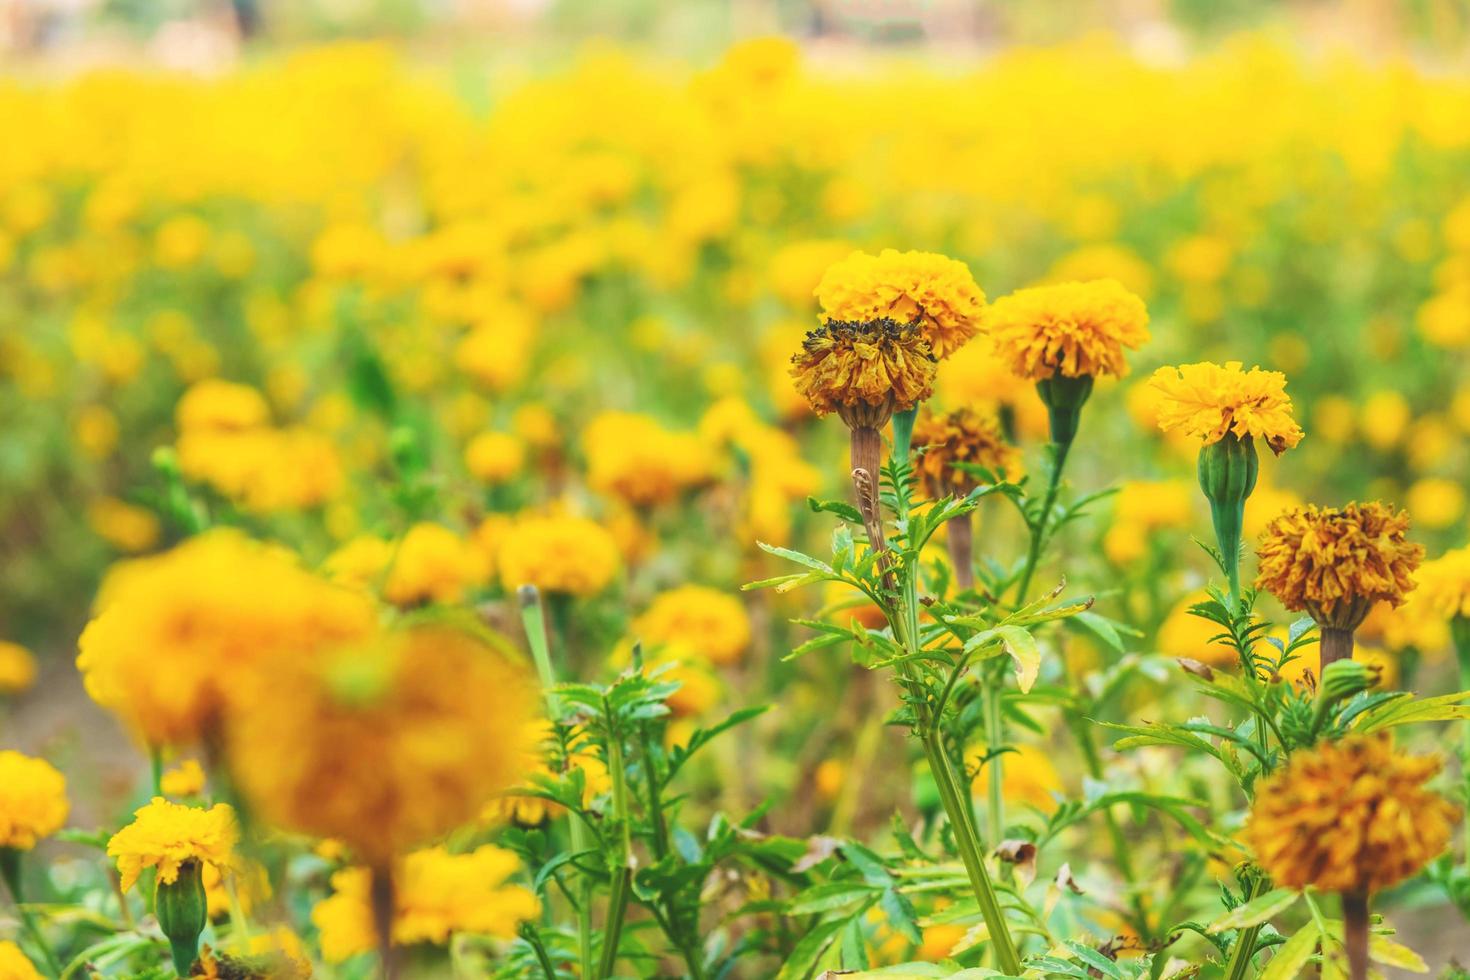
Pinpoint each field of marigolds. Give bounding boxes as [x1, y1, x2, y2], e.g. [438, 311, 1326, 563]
[6, 6, 1470, 979]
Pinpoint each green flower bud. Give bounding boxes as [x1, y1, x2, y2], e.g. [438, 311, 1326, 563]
[1196, 432, 1259, 602]
[1034, 374, 1094, 446]
[1319, 658, 1375, 704]
[156, 858, 208, 976]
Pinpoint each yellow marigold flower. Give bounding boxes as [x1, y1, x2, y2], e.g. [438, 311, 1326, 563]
[815, 248, 986, 359]
[912, 407, 1020, 494]
[382, 522, 489, 607]
[1245, 736, 1456, 894]
[790, 318, 936, 427]
[312, 846, 539, 963]
[78, 531, 377, 747]
[768, 238, 853, 309]
[1255, 502, 1424, 629]
[465, 431, 525, 485]
[1148, 360, 1303, 455]
[0, 941, 41, 980]
[497, 514, 620, 597]
[0, 641, 37, 695]
[86, 497, 161, 554]
[0, 752, 68, 850]
[107, 798, 238, 893]
[1412, 546, 1470, 621]
[1407, 477, 1466, 530]
[633, 585, 751, 667]
[227, 623, 536, 866]
[322, 535, 394, 593]
[175, 379, 271, 434]
[987, 279, 1149, 381]
[161, 760, 207, 799]
[582, 412, 714, 508]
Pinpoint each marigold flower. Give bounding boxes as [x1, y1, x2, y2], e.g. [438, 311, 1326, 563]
[815, 248, 986, 359]
[161, 760, 207, 799]
[912, 407, 1019, 494]
[175, 379, 270, 434]
[464, 430, 525, 485]
[382, 522, 490, 607]
[322, 535, 394, 593]
[312, 846, 539, 963]
[988, 279, 1148, 381]
[497, 514, 620, 597]
[0, 941, 41, 980]
[226, 623, 536, 865]
[1244, 736, 1456, 894]
[0, 752, 68, 850]
[634, 585, 752, 667]
[583, 412, 714, 508]
[77, 530, 377, 746]
[1147, 360, 1303, 455]
[1255, 502, 1423, 629]
[789, 318, 936, 428]
[1411, 546, 1470, 622]
[0, 641, 37, 695]
[107, 798, 238, 893]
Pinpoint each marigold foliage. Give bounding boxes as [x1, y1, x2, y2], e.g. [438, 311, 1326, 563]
[1255, 501, 1424, 623]
[1245, 735, 1457, 893]
[789, 318, 936, 422]
[312, 846, 539, 963]
[0, 751, 68, 850]
[106, 797, 238, 893]
[633, 584, 752, 666]
[988, 279, 1149, 380]
[1148, 360, 1304, 455]
[226, 623, 536, 865]
[912, 407, 1019, 493]
[483, 721, 611, 826]
[496, 514, 621, 596]
[815, 248, 986, 359]
[77, 530, 377, 746]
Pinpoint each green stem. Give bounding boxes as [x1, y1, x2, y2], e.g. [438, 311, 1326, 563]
[1014, 438, 1072, 606]
[1, 849, 63, 978]
[983, 667, 1005, 843]
[1453, 616, 1470, 866]
[1223, 876, 1268, 980]
[597, 721, 632, 979]
[1066, 711, 1149, 940]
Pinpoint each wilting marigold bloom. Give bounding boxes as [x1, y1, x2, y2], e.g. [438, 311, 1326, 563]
[1148, 361, 1303, 455]
[0, 641, 37, 694]
[582, 412, 714, 507]
[1245, 736, 1456, 893]
[383, 522, 490, 607]
[815, 248, 986, 359]
[227, 623, 536, 866]
[77, 530, 376, 747]
[312, 845, 539, 963]
[1411, 546, 1470, 621]
[0, 941, 41, 980]
[988, 279, 1148, 381]
[107, 798, 238, 893]
[912, 407, 1019, 493]
[497, 514, 620, 597]
[634, 585, 752, 667]
[1256, 502, 1423, 628]
[0, 752, 68, 850]
[790, 318, 936, 427]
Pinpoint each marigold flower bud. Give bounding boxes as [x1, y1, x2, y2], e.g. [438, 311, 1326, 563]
[156, 858, 209, 975]
[1196, 432, 1259, 599]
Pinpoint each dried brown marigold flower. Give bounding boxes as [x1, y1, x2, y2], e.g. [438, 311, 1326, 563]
[1244, 735, 1456, 895]
[912, 407, 1018, 495]
[789, 318, 937, 430]
[1255, 501, 1423, 631]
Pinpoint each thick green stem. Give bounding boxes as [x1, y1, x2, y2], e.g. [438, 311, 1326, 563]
[1222, 876, 1267, 980]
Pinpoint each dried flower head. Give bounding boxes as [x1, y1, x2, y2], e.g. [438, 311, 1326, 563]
[789, 318, 936, 429]
[107, 798, 238, 893]
[1256, 502, 1423, 629]
[912, 407, 1019, 494]
[1245, 735, 1456, 893]
[815, 248, 986, 359]
[1148, 360, 1304, 455]
[0, 751, 68, 850]
[988, 279, 1149, 381]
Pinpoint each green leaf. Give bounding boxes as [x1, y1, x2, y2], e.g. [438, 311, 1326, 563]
[1353, 689, 1470, 733]
[1063, 942, 1124, 978]
[1258, 922, 1319, 980]
[808, 496, 864, 524]
[757, 542, 835, 574]
[1369, 935, 1428, 971]
[787, 882, 882, 915]
[777, 918, 847, 980]
[996, 625, 1040, 693]
[1070, 610, 1126, 653]
[1208, 888, 1300, 933]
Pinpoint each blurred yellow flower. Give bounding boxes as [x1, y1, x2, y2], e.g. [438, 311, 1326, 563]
[912, 407, 1020, 494]
[0, 752, 68, 850]
[497, 514, 620, 597]
[0, 941, 41, 980]
[967, 742, 1062, 813]
[1411, 546, 1470, 622]
[161, 760, 207, 799]
[383, 523, 489, 607]
[465, 431, 525, 485]
[0, 642, 38, 695]
[86, 497, 161, 553]
[583, 412, 713, 508]
[1407, 477, 1465, 530]
[634, 585, 752, 667]
[1359, 390, 1410, 451]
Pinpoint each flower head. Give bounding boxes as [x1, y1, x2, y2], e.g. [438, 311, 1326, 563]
[582, 412, 714, 508]
[382, 522, 490, 607]
[107, 798, 238, 893]
[1411, 546, 1470, 622]
[911, 407, 1019, 494]
[789, 318, 936, 428]
[815, 248, 985, 359]
[1148, 361, 1303, 455]
[633, 585, 752, 667]
[497, 514, 621, 597]
[988, 279, 1148, 381]
[226, 623, 536, 865]
[0, 752, 68, 850]
[464, 431, 525, 485]
[1244, 735, 1456, 893]
[0, 941, 41, 980]
[1256, 502, 1423, 628]
[0, 641, 37, 695]
[312, 846, 539, 963]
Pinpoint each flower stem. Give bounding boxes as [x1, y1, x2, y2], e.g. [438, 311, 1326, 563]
[983, 666, 1005, 843]
[1320, 626, 1355, 668]
[597, 714, 633, 979]
[1341, 890, 1370, 980]
[1015, 438, 1072, 607]
[1222, 876, 1266, 980]
[1452, 615, 1470, 866]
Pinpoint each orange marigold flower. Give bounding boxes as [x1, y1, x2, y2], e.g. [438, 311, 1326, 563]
[987, 279, 1149, 381]
[912, 407, 1019, 494]
[1244, 735, 1456, 894]
[789, 318, 936, 429]
[1147, 360, 1303, 456]
[815, 248, 985, 359]
[1255, 502, 1423, 628]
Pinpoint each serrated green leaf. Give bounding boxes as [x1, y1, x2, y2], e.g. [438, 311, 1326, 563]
[1258, 922, 1318, 980]
[1208, 888, 1299, 933]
